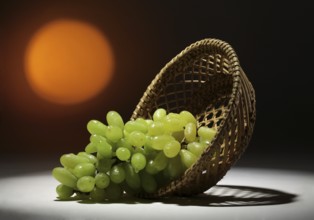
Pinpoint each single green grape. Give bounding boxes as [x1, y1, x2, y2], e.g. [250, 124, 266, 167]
[147, 121, 164, 136]
[96, 139, 113, 159]
[90, 187, 106, 202]
[143, 139, 157, 156]
[165, 156, 183, 180]
[73, 163, 96, 178]
[180, 149, 197, 169]
[116, 147, 131, 161]
[197, 126, 216, 141]
[95, 172, 110, 189]
[110, 165, 126, 184]
[90, 134, 106, 144]
[75, 192, 90, 200]
[187, 142, 206, 157]
[145, 119, 154, 126]
[184, 122, 197, 143]
[163, 140, 181, 158]
[145, 159, 159, 175]
[116, 138, 133, 152]
[163, 116, 184, 133]
[56, 184, 74, 199]
[106, 125, 123, 143]
[124, 120, 147, 134]
[124, 163, 141, 190]
[179, 110, 197, 125]
[171, 130, 185, 142]
[153, 108, 167, 121]
[85, 142, 97, 154]
[60, 153, 89, 169]
[141, 172, 157, 193]
[106, 183, 123, 200]
[127, 131, 146, 147]
[151, 135, 174, 150]
[77, 152, 97, 164]
[87, 120, 107, 136]
[106, 111, 124, 129]
[52, 167, 77, 188]
[153, 151, 168, 171]
[131, 153, 146, 173]
[97, 158, 115, 173]
[77, 176, 95, 193]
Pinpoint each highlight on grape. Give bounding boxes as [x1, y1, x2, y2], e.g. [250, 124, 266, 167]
[52, 109, 216, 201]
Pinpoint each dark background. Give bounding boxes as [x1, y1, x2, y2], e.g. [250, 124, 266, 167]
[1, 0, 313, 170]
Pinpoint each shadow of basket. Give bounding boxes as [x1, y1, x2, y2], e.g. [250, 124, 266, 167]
[157, 185, 297, 207]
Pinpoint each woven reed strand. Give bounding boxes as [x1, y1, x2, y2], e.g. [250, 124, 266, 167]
[131, 38, 256, 198]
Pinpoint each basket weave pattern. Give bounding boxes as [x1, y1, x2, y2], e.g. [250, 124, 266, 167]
[132, 39, 256, 198]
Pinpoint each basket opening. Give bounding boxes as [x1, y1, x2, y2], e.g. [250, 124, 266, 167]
[145, 52, 234, 134]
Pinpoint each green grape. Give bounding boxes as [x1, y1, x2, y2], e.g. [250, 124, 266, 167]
[124, 163, 141, 190]
[77, 176, 95, 192]
[106, 111, 124, 129]
[96, 139, 113, 159]
[122, 182, 141, 196]
[131, 153, 146, 173]
[84, 143, 97, 154]
[145, 159, 159, 175]
[106, 183, 123, 200]
[52, 167, 77, 188]
[75, 192, 90, 200]
[95, 172, 110, 189]
[151, 135, 174, 150]
[110, 165, 126, 184]
[165, 156, 183, 180]
[163, 116, 184, 133]
[143, 139, 157, 156]
[90, 187, 106, 202]
[97, 158, 115, 173]
[90, 134, 106, 144]
[60, 153, 89, 169]
[145, 119, 154, 126]
[56, 184, 74, 199]
[197, 126, 216, 141]
[127, 131, 146, 147]
[135, 118, 148, 133]
[73, 163, 96, 178]
[141, 172, 157, 193]
[117, 138, 133, 152]
[147, 121, 164, 136]
[106, 125, 123, 143]
[124, 120, 147, 134]
[163, 140, 181, 158]
[187, 142, 206, 157]
[179, 110, 197, 125]
[153, 151, 168, 171]
[87, 120, 107, 136]
[180, 149, 197, 169]
[153, 108, 167, 121]
[184, 122, 197, 143]
[77, 152, 97, 164]
[116, 147, 131, 161]
[172, 130, 185, 142]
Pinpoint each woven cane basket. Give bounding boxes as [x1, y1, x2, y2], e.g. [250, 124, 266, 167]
[131, 38, 256, 198]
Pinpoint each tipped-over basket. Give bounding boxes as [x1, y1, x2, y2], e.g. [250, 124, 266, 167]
[131, 38, 256, 198]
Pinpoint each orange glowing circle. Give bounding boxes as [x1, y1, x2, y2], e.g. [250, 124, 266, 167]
[25, 19, 114, 105]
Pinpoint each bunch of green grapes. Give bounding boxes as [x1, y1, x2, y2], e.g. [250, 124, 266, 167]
[52, 109, 216, 201]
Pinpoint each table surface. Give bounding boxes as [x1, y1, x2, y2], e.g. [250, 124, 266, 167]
[0, 167, 313, 220]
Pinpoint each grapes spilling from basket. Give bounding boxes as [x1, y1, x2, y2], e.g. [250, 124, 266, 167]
[52, 109, 216, 201]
